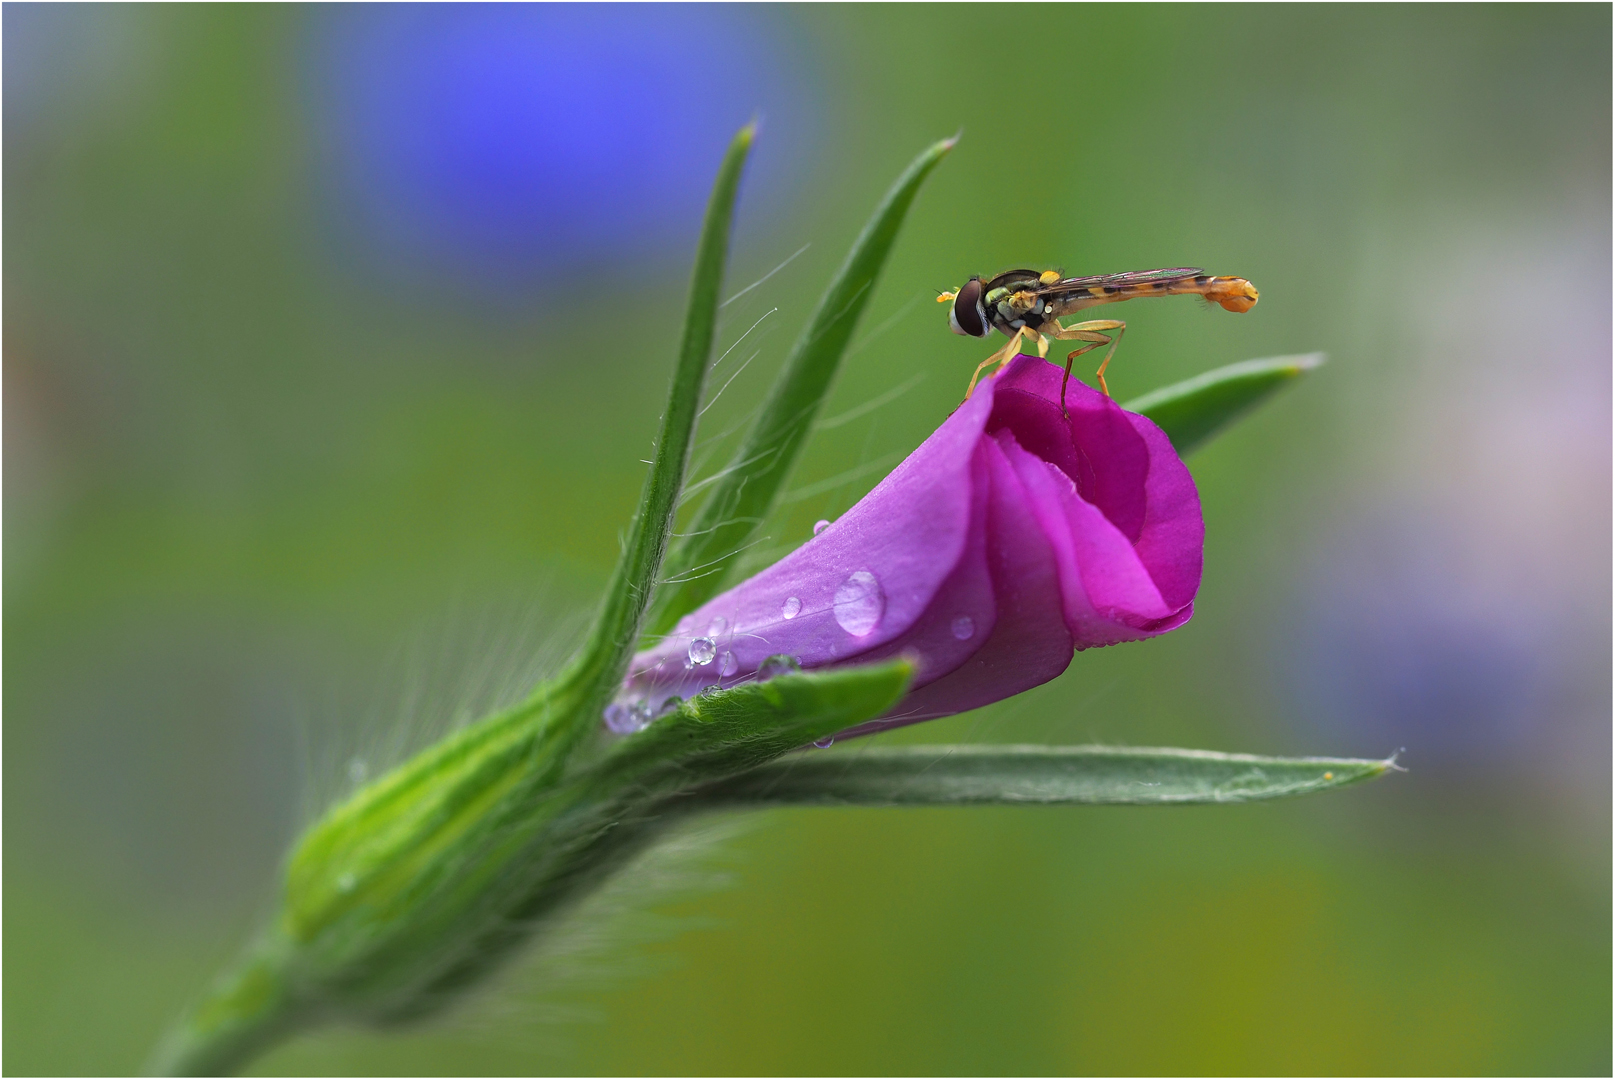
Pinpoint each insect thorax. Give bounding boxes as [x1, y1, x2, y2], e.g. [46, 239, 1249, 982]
[984, 278, 1052, 335]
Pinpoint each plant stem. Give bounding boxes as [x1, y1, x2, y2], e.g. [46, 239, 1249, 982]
[146, 940, 310, 1077]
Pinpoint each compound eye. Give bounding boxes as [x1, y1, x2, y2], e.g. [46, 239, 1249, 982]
[949, 277, 987, 337]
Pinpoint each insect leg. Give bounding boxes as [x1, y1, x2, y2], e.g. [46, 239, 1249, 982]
[1058, 339, 1106, 416]
[1087, 321, 1126, 399]
[1046, 324, 1124, 403]
[965, 328, 1026, 400]
[1049, 319, 1126, 401]
[1030, 329, 1051, 359]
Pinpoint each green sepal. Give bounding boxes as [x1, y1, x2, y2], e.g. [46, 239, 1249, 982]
[368, 659, 915, 1023]
[595, 658, 915, 797]
[157, 660, 912, 1074]
[686, 744, 1394, 806]
[646, 136, 956, 638]
[1124, 353, 1324, 456]
[278, 683, 579, 949]
[556, 121, 756, 742]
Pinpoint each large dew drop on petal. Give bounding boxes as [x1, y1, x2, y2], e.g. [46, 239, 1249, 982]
[833, 570, 885, 636]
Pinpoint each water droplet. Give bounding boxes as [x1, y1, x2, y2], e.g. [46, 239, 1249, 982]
[603, 702, 644, 734]
[813, 519, 831, 536]
[951, 615, 975, 640]
[758, 654, 802, 679]
[813, 736, 835, 749]
[347, 757, 368, 784]
[833, 570, 885, 636]
[700, 684, 723, 697]
[707, 615, 728, 637]
[337, 872, 357, 893]
[781, 596, 802, 619]
[718, 650, 738, 676]
[687, 637, 717, 666]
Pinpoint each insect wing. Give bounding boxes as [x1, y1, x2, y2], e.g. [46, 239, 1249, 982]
[1040, 267, 1205, 298]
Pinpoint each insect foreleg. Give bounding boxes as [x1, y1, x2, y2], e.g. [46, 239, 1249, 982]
[965, 327, 1028, 400]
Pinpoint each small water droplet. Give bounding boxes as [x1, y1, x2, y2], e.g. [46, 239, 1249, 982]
[700, 684, 723, 697]
[951, 615, 975, 640]
[687, 637, 717, 666]
[603, 702, 643, 734]
[337, 872, 357, 893]
[718, 650, 738, 676]
[758, 654, 802, 679]
[813, 519, 831, 536]
[707, 616, 728, 637]
[813, 736, 835, 749]
[833, 570, 885, 636]
[347, 757, 368, 784]
[781, 596, 802, 619]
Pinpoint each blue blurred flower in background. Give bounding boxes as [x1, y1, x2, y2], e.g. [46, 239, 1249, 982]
[305, 4, 820, 294]
[1284, 230, 1609, 781]
[1285, 512, 1548, 767]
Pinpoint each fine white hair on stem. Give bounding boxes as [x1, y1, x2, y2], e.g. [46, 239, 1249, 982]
[678, 446, 774, 507]
[417, 815, 757, 1062]
[293, 580, 592, 827]
[778, 449, 905, 504]
[815, 372, 927, 431]
[655, 534, 773, 587]
[669, 515, 765, 541]
[694, 402, 764, 454]
[699, 349, 761, 419]
[842, 292, 926, 359]
[711, 307, 779, 371]
[720, 242, 811, 308]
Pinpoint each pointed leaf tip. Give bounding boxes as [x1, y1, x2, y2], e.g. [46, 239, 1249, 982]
[562, 123, 754, 725]
[1125, 353, 1325, 456]
[686, 744, 1396, 807]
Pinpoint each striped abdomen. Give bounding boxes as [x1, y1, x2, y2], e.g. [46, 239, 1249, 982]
[1055, 274, 1260, 315]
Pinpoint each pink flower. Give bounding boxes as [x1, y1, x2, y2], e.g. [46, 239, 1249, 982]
[613, 354, 1204, 738]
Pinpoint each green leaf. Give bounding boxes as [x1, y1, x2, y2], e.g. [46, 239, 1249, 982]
[555, 122, 756, 737]
[646, 135, 956, 638]
[687, 744, 1395, 806]
[1124, 353, 1324, 456]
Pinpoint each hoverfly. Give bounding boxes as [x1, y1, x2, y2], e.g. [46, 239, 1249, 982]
[937, 268, 1259, 412]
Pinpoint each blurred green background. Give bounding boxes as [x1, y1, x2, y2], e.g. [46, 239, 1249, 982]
[6, 4, 1609, 1075]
